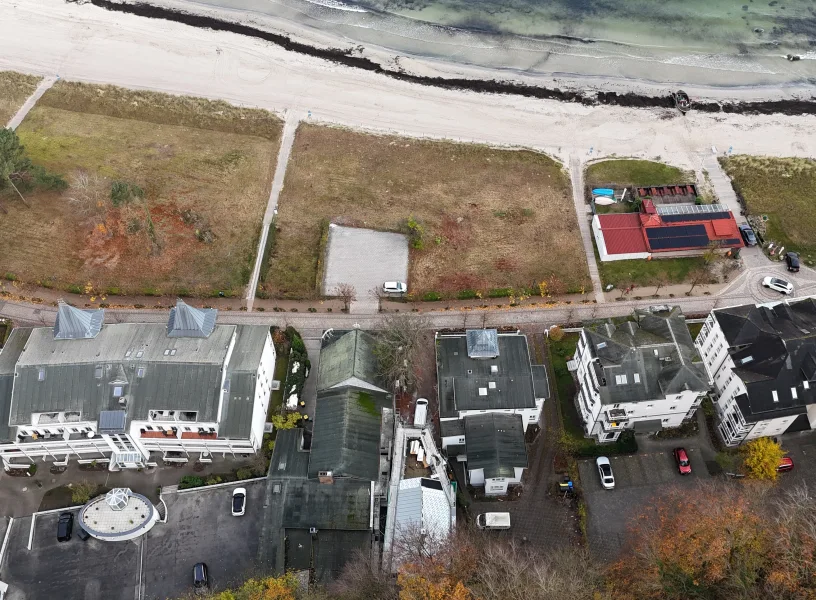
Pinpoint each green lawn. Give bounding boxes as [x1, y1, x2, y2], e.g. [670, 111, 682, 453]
[268, 347, 290, 419]
[549, 333, 637, 457]
[721, 156, 816, 265]
[598, 254, 712, 290]
[586, 159, 694, 189]
[687, 322, 704, 339]
[594, 202, 637, 215]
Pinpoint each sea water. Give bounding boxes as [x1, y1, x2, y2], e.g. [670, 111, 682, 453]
[195, 0, 816, 86]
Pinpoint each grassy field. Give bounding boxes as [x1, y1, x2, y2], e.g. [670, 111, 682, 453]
[0, 71, 41, 126]
[721, 156, 816, 263]
[598, 254, 713, 289]
[1, 81, 281, 296]
[586, 159, 694, 189]
[265, 124, 590, 299]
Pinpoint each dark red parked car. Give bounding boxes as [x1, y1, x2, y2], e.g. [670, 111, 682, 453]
[673, 447, 692, 475]
[777, 456, 794, 472]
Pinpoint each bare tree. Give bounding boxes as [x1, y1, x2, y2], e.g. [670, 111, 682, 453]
[333, 283, 357, 312]
[686, 267, 709, 296]
[373, 313, 431, 391]
[653, 271, 669, 297]
[369, 286, 386, 313]
[330, 548, 397, 600]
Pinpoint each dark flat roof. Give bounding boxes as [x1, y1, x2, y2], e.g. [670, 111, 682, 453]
[464, 413, 527, 479]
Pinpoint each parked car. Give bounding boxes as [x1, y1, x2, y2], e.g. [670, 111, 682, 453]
[56, 512, 73, 542]
[596, 456, 615, 489]
[763, 276, 794, 295]
[413, 398, 428, 428]
[786, 252, 800, 273]
[382, 281, 407, 294]
[673, 447, 692, 475]
[76, 524, 91, 541]
[232, 488, 246, 517]
[193, 563, 209, 594]
[777, 456, 794, 472]
[738, 224, 757, 246]
[476, 512, 511, 530]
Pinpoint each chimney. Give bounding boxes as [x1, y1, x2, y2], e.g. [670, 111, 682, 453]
[318, 470, 334, 484]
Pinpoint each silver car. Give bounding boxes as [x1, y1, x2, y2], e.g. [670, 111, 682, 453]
[596, 456, 615, 489]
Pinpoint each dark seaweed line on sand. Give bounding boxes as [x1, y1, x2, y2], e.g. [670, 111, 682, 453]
[88, 0, 816, 115]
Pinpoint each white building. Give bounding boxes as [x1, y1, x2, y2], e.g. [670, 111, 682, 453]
[572, 307, 708, 443]
[435, 329, 542, 495]
[695, 297, 816, 446]
[0, 300, 275, 470]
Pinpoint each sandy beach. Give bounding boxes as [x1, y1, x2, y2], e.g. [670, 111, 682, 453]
[1, 0, 816, 171]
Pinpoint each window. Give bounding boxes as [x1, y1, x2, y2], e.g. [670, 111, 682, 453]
[94, 366, 103, 379]
[113, 386, 123, 398]
[137, 367, 145, 378]
[669, 406, 677, 410]
[615, 374, 627, 385]
[38, 369, 45, 381]
[772, 390, 779, 402]
[662, 418, 670, 423]
[136, 350, 144, 358]
[605, 433, 616, 440]
[791, 387, 798, 399]
[633, 373, 641, 383]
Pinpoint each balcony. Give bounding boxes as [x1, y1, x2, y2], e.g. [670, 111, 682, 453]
[602, 410, 629, 431]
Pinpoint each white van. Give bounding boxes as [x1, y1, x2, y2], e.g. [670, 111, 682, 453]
[413, 398, 428, 428]
[476, 512, 511, 530]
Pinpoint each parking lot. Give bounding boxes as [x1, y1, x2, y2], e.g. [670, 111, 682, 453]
[578, 444, 710, 561]
[0, 481, 271, 600]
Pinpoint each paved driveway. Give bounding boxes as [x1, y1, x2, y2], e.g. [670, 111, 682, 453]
[322, 225, 408, 313]
[579, 444, 710, 561]
[142, 481, 269, 599]
[778, 432, 816, 491]
[0, 510, 141, 600]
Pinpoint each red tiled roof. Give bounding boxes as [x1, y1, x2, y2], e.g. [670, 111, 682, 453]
[597, 213, 649, 255]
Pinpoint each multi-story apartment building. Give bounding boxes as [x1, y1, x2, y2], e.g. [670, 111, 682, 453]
[696, 297, 816, 446]
[0, 300, 275, 470]
[572, 307, 708, 443]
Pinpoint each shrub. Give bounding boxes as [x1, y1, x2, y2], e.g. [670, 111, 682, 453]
[423, 291, 442, 301]
[457, 289, 479, 300]
[4, 272, 18, 281]
[403, 215, 425, 250]
[290, 334, 306, 354]
[66, 284, 83, 294]
[236, 468, 254, 480]
[178, 475, 205, 490]
[549, 325, 565, 341]
[110, 181, 144, 206]
[488, 287, 514, 298]
[205, 475, 223, 486]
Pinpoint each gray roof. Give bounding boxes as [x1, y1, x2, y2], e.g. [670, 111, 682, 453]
[219, 325, 270, 439]
[0, 328, 31, 441]
[437, 333, 538, 418]
[464, 413, 527, 479]
[4, 319, 267, 440]
[282, 479, 372, 529]
[439, 419, 464, 438]
[714, 297, 816, 422]
[466, 329, 499, 358]
[284, 528, 371, 584]
[317, 330, 382, 392]
[269, 429, 310, 479]
[583, 307, 708, 405]
[308, 387, 389, 480]
[54, 303, 104, 340]
[394, 478, 451, 542]
[166, 299, 217, 338]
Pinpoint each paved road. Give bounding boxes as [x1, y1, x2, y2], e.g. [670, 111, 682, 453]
[570, 155, 604, 304]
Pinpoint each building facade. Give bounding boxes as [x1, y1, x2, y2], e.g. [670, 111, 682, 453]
[0, 300, 275, 470]
[572, 307, 708, 443]
[695, 297, 816, 446]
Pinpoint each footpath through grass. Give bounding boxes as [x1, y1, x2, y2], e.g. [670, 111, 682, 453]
[721, 156, 816, 265]
[0, 71, 41, 126]
[549, 333, 637, 457]
[586, 159, 694, 189]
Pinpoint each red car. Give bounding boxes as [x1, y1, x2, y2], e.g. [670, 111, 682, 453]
[673, 447, 692, 475]
[777, 456, 794, 472]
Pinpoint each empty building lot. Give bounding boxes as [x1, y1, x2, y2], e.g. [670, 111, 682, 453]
[0, 509, 142, 600]
[578, 445, 710, 561]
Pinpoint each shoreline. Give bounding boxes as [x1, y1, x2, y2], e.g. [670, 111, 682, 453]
[87, 0, 816, 113]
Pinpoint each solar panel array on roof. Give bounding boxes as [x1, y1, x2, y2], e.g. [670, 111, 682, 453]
[646, 224, 708, 250]
[661, 212, 731, 223]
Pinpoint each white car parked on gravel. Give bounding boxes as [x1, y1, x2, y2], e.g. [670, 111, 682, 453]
[596, 456, 615, 490]
[762, 276, 793, 295]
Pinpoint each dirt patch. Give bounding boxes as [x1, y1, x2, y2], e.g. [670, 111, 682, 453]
[1, 92, 280, 296]
[0, 71, 41, 126]
[266, 124, 590, 299]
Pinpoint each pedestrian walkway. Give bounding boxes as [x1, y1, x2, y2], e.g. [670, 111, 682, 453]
[702, 154, 744, 223]
[569, 156, 605, 303]
[6, 75, 57, 130]
[245, 113, 301, 311]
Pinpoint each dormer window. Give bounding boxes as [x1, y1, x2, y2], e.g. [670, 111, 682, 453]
[38, 369, 45, 381]
[113, 386, 123, 398]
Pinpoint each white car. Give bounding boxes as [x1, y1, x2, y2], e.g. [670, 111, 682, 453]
[762, 276, 794, 295]
[382, 281, 407, 294]
[596, 456, 615, 490]
[232, 487, 246, 517]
